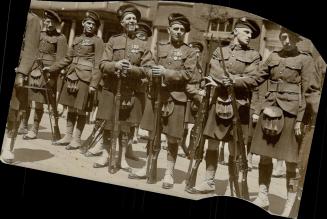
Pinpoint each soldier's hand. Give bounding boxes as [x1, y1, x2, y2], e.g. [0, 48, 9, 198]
[198, 89, 206, 97]
[14, 73, 24, 87]
[204, 76, 218, 87]
[252, 114, 259, 123]
[89, 86, 96, 93]
[151, 65, 165, 77]
[294, 121, 302, 136]
[42, 67, 50, 73]
[115, 59, 131, 71]
[222, 75, 234, 87]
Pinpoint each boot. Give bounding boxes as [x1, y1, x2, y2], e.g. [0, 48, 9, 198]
[225, 156, 237, 196]
[252, 162, 273, 210]
[93, 130, 111, 168]
[119, 132, 131, 172]
[66, 114, 86, 150]
[85, 141, 104, 157]
[1, 135, 15, 164]
[18, 109, 30, 135]
[187, 150, 218, 194]
[53, 112, 76, 145]
[162, 142, 178, 189]
[23, 109, 43, 140]
[128, 141, 149, 179]
[281, 171, 298, 217]
[272, 159, 284, 177]
[125, 139, 139, 161]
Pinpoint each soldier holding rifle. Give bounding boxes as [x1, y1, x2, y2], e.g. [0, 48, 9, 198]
[129, 13, 200, 189]
[188, 17, 261, 195]
[93, 5, 152, 173]
[43, 11, 104, 150]
[23, 10, 67, 141]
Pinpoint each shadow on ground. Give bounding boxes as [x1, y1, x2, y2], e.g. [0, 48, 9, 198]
[13, 148, 54, 163]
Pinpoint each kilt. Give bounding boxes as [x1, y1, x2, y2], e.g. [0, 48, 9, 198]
[140, 97, 186, 139]
[58, 79, 90, 111]
[28, 78, 57, 104]
[203, 103, 249, 142]
[9, 86, 28, 111]
[96, 89, 141, 133]
[184, 100, 198, 124]
[250, 111, 300, 163]
[131, 91, 146, 126]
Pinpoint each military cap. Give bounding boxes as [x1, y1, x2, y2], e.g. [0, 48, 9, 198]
[189, 41, 204, 52]
[117, 4, 141, 22]
[234, 17, 260, 39]
[44, 10, 61, 23]
[84, 10, 100, 27]
[168, 13, 190, 32]
[279, 26, 302, 43]
[136, 22, 152, 37]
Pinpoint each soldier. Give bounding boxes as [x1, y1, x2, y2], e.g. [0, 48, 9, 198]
[180, 41, 204, 157]
[1, 11, 41, 163]
[129, 13, 199, 189]
[187, 17, 261, 194]
[93, 4, 152, 171]
[44, 11, 104, 150]
[22, 10, 67, 140]
[249, 27, 320, 217]
[129, 21, 153, 149]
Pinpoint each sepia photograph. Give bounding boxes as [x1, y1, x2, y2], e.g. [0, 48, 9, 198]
[1, 1, 326, 218]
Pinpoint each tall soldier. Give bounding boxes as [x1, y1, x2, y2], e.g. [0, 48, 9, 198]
[23, 10, 67, 140]
[129, 13, 199, 189]
[44, 11, 104, 150]
[250, 27, 320, 217]
[187, 17, 261, 194]
[93, 5, 152, 171]
[1, 11, 41, 163]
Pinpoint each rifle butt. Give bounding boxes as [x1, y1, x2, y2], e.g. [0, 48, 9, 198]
[185, 160, 200, 189]
[147, 150, 160, 184]
[108, 134, 119, 174]
[53, 125, 61, 142]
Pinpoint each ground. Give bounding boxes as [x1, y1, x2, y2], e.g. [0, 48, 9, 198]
[1, 108, 292, 217]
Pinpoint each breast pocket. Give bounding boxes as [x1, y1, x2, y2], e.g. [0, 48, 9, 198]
[112, 41, 126, 61]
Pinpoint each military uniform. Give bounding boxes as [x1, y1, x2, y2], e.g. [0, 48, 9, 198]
[97, 33, 152, 131]
[249, 41, 319, 215]
[48, 34, 103, 110]
[250, 49, 317, 162]
[140, 41, 197, 138]
[2, 12, 41, 163]
[203, 43, 260, 145]
[49, 11, 104, 150]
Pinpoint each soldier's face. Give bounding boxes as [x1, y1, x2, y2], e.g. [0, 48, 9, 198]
[168, 23, 186, 42]
[280, 33, 295, 50]
[121, 13, 137, 32]
[234, 27, 253, 46]
[44, 18, 56, 32]
[82, 19, 96, 34]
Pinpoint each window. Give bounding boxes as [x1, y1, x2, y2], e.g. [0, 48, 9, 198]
[209, 18, 234, 33]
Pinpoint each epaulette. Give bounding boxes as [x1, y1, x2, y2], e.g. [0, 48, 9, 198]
[299, 50, 312, 56]
[111, 33, 124, 38]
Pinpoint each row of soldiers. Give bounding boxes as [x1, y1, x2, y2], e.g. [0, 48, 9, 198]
[1, 4, 323, 217]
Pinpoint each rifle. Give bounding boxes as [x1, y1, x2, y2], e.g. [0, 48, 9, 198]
[146, 39, 162, 184]
[108, 33, 128, 174]
[185, 35, 213, 190]
[217, 38, 249, 200]
[33, 59, 61, 142]
[79, 119, 106, 154]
